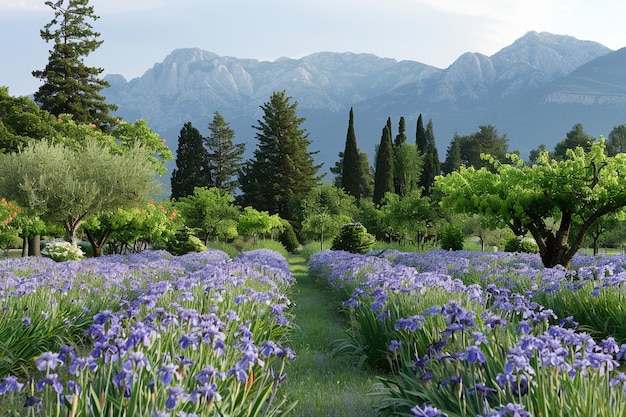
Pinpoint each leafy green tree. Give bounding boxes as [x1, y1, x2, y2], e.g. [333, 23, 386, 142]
[239, 91, 322, 220]
[237, 206, 282, 245]
[299, 185, 357, 250]
[0, 139, 156, 246]
[420, 119, 440, 193]
[171, 122, 212, 199]
[205, 111, 245, 194]
[381, 190, 439, 248]
[332, 149, 374, 198]
[341, 108, 361, 200]
[435, 139, 626, 268]
[175, 187, 239, 244]
[553, 123, 594, 160]
[0, 87, 59, 152]
[393, 143, 422, 197]
[606, 124, 626, 156]
[373, 125, 394, 205]
[528, 144, 548, 164]
[32, 0, 117, 128]
[53, 115, 173, 174]
[81, 201, 177, 256]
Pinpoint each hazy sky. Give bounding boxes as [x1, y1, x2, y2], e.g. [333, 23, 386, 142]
[1, 0, 625, 96]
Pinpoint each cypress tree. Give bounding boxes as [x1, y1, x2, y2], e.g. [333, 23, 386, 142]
[373, 125, 394, 205]
[170, 122, 212, 199]
[394, 116, 407, 146]
[420, 119, 441, 193]
[416, 114, 427, 153]
[238, 91, 321, 220]
[341, 108, 361, 200]
[32, 0, 117, 128]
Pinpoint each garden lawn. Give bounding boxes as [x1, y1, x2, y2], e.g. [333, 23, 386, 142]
[281, 254, 380, 417]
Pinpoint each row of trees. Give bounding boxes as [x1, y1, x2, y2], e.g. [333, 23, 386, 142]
[5, 0, 626, 269]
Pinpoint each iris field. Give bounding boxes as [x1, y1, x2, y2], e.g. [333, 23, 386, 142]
[2, 247, 626, 416]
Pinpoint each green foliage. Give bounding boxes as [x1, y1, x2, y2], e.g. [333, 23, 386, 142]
[553, 123, 594, 160]
[205, 111, 245, 194]
[381, 191, 439, 248]
[504, 236, 539, 253]
[175, 187, 239, 244]
[435, 139, 626, 268]
[341, 107, 362, 200]
[331, 222, 375, 254]
[393, 143, 422, 197]
[32, 0, 117, 128]
[0, 87, 59, 153]
[0, 139, 157, 245]
[445, 125, 509, 172]
[171, 122, 212, 199]
[299, 185, 357, 249]
[238, 206, 282, 244]
[41, 239, 84, 261]
[239, 90, 322, 220]
[420, 119, 440, 194]
[278, 220, 300, 253]
[373, 125, 395, 205]
[165, 227, 207, 255]
[440, 222, 465, 250]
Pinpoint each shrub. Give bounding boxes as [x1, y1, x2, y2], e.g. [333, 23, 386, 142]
[504, 236, 539, 253]
[165, 228, 207, 255]
[279, 221, 300, 252]
[41, 240, 84, 261]
[331, 222, 375, 254]
[440, 223, 464, 251]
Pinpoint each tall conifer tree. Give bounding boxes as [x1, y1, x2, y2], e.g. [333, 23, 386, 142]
[394, 116, 407, 146]
[341, 108, 361, 200]
[170, 122, 212, 199]
[415, 114, 427, 153]
[239, 91, 321, 220]
[33, 0, 117, 128]
[205, 111, 245, 194]
[420, 119, 441, 193]
[373, 125, 394, 205]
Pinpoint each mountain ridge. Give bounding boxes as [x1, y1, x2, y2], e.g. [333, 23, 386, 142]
[102, 31, 623, 181]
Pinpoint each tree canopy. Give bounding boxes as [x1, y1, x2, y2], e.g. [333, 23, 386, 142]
[205, 111, 245, 194]
[171, 122, 212, 199]
[435, 139, 626, 268]
[0, 139, 156, 246]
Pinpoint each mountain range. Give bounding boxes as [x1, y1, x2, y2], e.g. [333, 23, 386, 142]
[102, 31, 626, 180]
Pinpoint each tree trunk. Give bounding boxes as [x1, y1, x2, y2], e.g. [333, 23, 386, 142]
[21, 236, 28, 257]
[28, 235, 40, 257]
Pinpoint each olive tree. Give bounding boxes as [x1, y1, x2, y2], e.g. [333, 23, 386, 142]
[0, 139, 157, 246]
[435, 139, 626, 268]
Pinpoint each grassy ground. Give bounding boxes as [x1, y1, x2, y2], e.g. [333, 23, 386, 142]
[280, 254, 381, 417]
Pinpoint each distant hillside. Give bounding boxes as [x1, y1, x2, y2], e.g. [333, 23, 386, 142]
[102, 31, 624, 185]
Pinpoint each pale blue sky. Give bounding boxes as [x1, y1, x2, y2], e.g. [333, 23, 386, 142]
[1, 0, 624, 96]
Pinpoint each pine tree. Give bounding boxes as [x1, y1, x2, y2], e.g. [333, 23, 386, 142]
[238, 91, 322, 220]
[358, 151, 375, 198]
[32, 0, 117, 128]
[205, 111, 245, 194]
[420, 119, 441, 193]
[443, 136, 462, 174]
[373, 125, 394, 205]
[170, 122, 212, 199]
[341, 108, 361, 200]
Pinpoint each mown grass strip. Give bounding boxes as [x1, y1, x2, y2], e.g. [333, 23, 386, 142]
[281, 254, 380, 417]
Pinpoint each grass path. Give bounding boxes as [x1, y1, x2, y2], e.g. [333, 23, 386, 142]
[279, 254, 380, 417]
